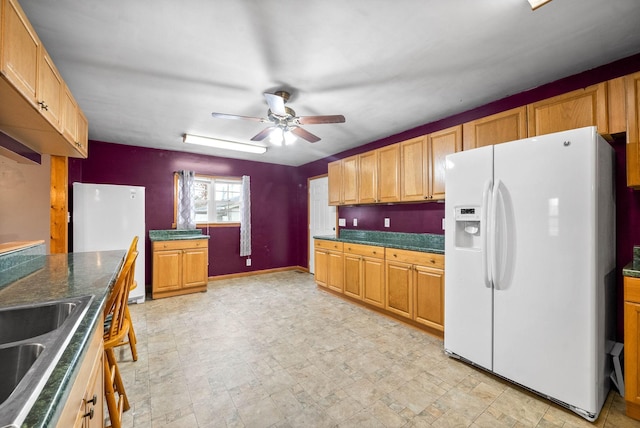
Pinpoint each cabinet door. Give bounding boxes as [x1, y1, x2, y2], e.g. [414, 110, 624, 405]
[76, 109, 89, 157]
[343, 253, 362, 299]
[414, 265, 444, 331]
[527, 82, 608, 137]
[1, 0, 40, 105]
[362, 256, 384, 308]
[462, 106, 527, 150]
[342, 155, 359, 205]
[608, 76, 626, 135]
[358, 151, 377, 204]
[627, 72, 640, 188]
[327, 251, 344, 293]
[61, 85, 78, 143]
[400, 136, 427, 201]
[625, 301, 640, 409]
[427, 125, 462, 200]
[153, 249, 182, 293]
[38, 47, 63, 129]
[314, 249, 328, 287]
[378, 143, 400, 203]
[385, 260, 413, 318]
[83, 344, 104, 428]
[182, 248, 208, 289]
[327, 160, 342, 205]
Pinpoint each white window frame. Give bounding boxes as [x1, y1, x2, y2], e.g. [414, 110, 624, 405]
[174, 173, 242, 227]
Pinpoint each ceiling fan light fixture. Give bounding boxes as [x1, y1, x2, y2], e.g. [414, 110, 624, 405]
[183, 133, 267, 154]
[284, 130, 296, 145]
[527, 0, 552, 10]
[269, 128, 284, 146]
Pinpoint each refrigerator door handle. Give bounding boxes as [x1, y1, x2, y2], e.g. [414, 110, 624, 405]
[482, 179, 493, 288]
[490, 179, 502, 290]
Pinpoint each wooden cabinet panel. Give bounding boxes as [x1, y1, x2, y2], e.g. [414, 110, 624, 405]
[61, 85, 78, 143]
[462, 106, 527, 150]
[314, 248, 328, 287]
[1, 0, 39, 104]
[327, 251, 344, 293]
[608, 76, 626, 135]
[427, 125, 462, 200]
[414, 266, 444, 331]
[627, 72, 640, 188]
[344, 253, 362, 299]
[358, 150, 377, 204]
[362, 257, 384, 308]
[527, 82, 608, 137]
[385, 260, 413, 318]
[625, 275, 640, 420]
[38, 48, 62, 129]
[328, 160, 342, 206]
[342, 155, 358, 205]
[76, 109, 88, 157]
[378, 143, 400, 203]
[182, 248, 208, 289]
[153, 249, 182, 294]
[400, 136, 427, 201]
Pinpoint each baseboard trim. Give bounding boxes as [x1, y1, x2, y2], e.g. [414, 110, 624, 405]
[209, 266, 309, 281]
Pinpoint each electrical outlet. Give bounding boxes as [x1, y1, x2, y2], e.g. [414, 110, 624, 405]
[353, 218, 358, 227]
[384, 218, 390, 228]
[338, 218, 346, 227]
[246, 258, 251, 266]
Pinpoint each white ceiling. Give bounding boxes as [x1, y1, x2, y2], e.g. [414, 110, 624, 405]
[19, 0, 640, 166]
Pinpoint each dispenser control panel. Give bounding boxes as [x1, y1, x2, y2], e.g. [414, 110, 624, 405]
[455, 207, 480, 221]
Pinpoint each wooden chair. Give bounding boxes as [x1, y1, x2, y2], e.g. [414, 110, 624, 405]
[104, 250, 138, 428]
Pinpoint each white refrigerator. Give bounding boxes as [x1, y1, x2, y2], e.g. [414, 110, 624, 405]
[444, 126, 615, 421]
[73, 182, 146, 303]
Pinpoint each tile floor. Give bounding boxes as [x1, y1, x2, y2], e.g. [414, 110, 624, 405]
[114, 271, 640, 427]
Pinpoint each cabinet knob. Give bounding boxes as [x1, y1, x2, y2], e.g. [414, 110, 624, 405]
[83, 408, 94, 420]
[86, 394, 98, 405]
[393, 254, 397, 258]
[372, 251, 377, 255]
[430, 259, 435, 264]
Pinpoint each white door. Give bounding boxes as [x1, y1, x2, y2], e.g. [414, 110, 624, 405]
[309, 176, 336, 273]
[492, 128, 598, 413]
[444, 146, 494, 370]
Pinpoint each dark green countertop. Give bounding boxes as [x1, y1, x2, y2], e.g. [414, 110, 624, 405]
[314, 230, 444, 255]
[149, 229, 210, 241]
[623, 246, 640, 278]
[0, 250, 125, 428]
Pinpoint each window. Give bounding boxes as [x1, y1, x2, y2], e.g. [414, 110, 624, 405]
[175, 174, 242, 226]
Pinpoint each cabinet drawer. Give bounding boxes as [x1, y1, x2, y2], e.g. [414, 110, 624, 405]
[385, 248, 444, 269]
[315, 239, 343, 252]
[152, 239, 208, 251]
[343, 242, 384, 259]
[625, 276, 640, 304]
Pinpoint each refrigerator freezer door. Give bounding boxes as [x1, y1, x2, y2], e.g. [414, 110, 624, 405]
[73, 183, 146, 303]
[444, 145, 493, 370]
[492, 128, 598, 414]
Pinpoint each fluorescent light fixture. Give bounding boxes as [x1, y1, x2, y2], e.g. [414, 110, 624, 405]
[528, 0, 552, 10]
[183, 134, 267, 154]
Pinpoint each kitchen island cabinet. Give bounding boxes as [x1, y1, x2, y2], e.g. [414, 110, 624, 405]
[152, 238, 208, 299]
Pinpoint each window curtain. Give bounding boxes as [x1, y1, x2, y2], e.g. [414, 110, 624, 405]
[240, 175, 251, 257]
[176, 170, 196, 230]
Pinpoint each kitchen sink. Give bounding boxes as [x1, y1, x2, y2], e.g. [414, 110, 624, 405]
[0, 300, 77, 345]
[0, 295, 93, 428]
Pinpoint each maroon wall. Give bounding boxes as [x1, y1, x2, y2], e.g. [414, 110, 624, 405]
[69, 142, 304, 290]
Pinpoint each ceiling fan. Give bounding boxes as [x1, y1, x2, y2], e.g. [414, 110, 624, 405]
[211, 91, 345, 144]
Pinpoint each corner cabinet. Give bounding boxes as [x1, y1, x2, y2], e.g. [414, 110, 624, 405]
[152, 239, 208, 299]
[55, 314, 104, 428]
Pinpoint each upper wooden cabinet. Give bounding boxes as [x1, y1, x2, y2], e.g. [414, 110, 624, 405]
[608, 76, 627, 135]
[463, 106, 527, 150]
[358, 150, 377, 204]
[0, 0, 88, 159]
[527, 82, 608, 137]
[626, 72, 640, 188]
[328, 160, 342, 205]
[328, 156, 358, 206]
[427, 125, 462, 201]
[377, 143, 400, 203]
[400, 136, 427, 201]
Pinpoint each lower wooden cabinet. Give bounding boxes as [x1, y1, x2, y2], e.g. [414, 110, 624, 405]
[625, 276, 640, 420]
[386, 248, 445, 332]
[152, 239, 208, 299]
[314, 239, 444, 335]
[56, 314, 104, 428]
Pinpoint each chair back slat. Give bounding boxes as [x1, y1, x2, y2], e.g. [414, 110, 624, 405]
[104, 250, 138, 342]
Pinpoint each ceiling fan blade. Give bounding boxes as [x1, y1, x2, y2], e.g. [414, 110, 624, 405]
[263, 93, 287, 116]
[291, 126, 321, 143]
[297, 115, 346, 125]
[211, 112, 266, 122]
[251, 127, 275, 141]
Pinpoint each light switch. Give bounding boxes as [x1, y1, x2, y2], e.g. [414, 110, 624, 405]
[338, 218, 346, 227]
[442, 218, 446, 230]
[384, 218, 390, 228]
[353, 218, 358, 227]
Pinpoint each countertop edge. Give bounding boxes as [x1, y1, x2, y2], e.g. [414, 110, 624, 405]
[313, 235, 445, 255]
[623, 262, 640, 278]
